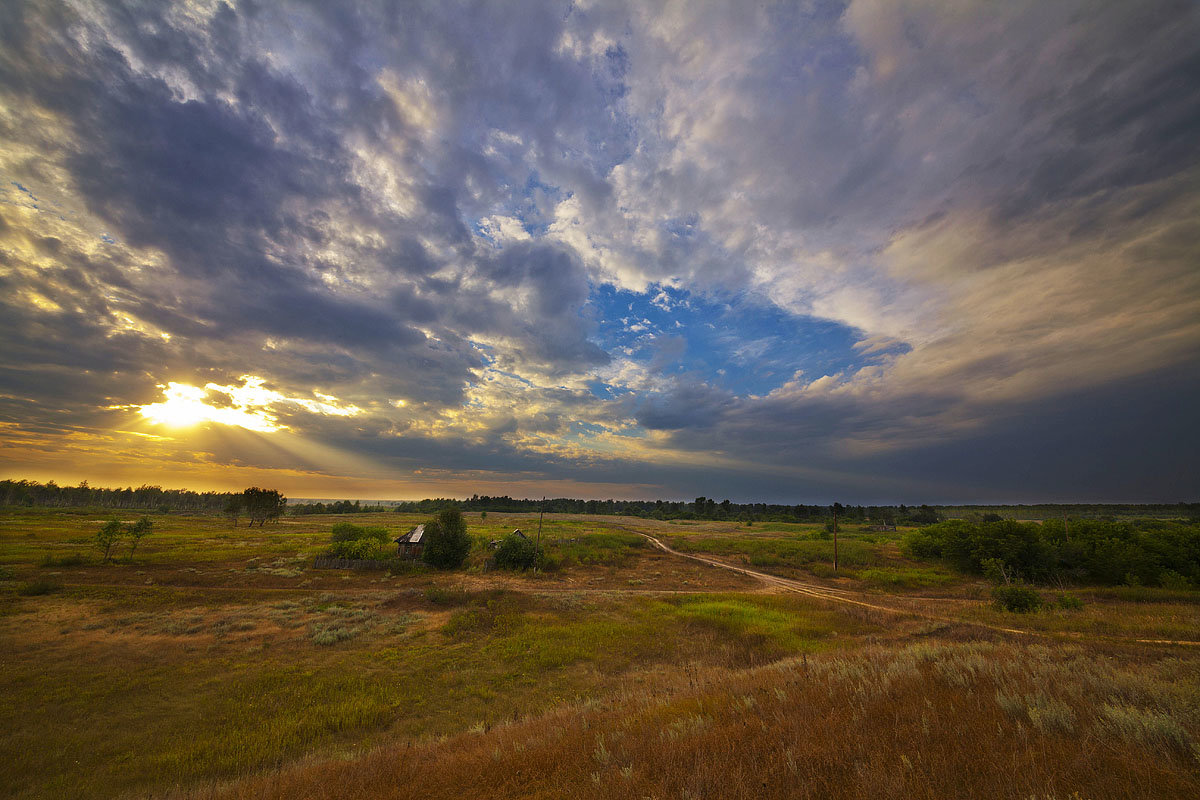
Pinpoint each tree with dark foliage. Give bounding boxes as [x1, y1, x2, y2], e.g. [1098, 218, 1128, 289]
[240, 487, 286, 527]
[422, 507, 471, 569]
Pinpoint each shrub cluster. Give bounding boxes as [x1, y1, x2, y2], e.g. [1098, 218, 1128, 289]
[992, 584, 1043, 613]
[492, 532, 543, 570]
[421, 508, 472, 569]
[904, 518, 1200, 587]
[326, 523, 389, 560]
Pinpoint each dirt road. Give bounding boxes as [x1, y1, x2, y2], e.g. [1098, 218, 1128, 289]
[636, 532, 1200, 647]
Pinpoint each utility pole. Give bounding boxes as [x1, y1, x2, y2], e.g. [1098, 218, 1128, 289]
[833, 513, 839, 574]
[537, 496, 545, 549]
[831, 502, 842, 575]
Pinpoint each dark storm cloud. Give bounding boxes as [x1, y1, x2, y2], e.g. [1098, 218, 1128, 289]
[474, 241, 610, 369]
[631, 381, 738, 432]
[0, 0, 622, 418]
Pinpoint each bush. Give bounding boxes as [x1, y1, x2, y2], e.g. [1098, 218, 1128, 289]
[902, 529, 944, 559]
[1055, 592, 1084, 610]
[326, 524, 389, 560]
[422, 508, 472, 569]
[1159, 570, 1193, 591]
[992, 584, 1043, 613]
[19, 578, 63, 596]
[330, 523, 366, 542]
[493, 533, 543, 571]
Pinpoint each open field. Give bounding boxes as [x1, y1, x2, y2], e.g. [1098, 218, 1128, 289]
[2, 508, 1198, 799]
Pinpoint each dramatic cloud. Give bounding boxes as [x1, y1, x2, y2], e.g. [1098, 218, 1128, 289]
[1, 0, 1197, 502]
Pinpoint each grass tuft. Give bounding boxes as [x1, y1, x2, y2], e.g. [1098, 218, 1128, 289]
[309, 623, 360, 646]
[1098, 703, 1196, 757]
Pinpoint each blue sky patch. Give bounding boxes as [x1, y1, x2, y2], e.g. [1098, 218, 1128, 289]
[589, 284, 879, 397]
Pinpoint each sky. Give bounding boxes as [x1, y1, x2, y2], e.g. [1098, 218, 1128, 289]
[1, 0, 1198, 504]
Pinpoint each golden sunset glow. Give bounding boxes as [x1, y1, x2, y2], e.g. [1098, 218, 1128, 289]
[138, 382, 281, 432]
[136, 377, 362, 433]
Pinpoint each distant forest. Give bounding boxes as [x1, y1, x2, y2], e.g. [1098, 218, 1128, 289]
[0, 479, 235, 512]
[389, 495, 1200, 524]
[3, 479, 1197, 523]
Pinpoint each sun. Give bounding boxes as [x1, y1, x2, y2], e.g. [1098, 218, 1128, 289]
[137, 382, 280, 432]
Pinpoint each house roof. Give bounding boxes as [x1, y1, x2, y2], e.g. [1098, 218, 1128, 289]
[395, 523, 425, 544]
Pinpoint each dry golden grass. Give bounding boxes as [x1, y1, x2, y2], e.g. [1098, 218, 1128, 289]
[3, 509, 1199, 799]
[183, 640, 1200, 800]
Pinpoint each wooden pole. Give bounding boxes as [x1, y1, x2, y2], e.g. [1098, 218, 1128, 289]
[833, 509, 839, 574]
[537, 496, 545, 549]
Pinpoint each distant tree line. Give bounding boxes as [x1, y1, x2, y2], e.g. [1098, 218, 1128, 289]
[290, 500, 392, 515]
[0, 479, 235, 512]
[5, 478, 1195, 527]
[391, 495, 945, 525]
[905, 517, 1200, 588]
[938, 503, 1200, 521]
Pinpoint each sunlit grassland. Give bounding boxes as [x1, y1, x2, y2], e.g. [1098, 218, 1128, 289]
[0, 509, 662, 592]
[188, 640, 1200, 800]
[3, 508, 1199, 799]
[661, 527, 899, 575]
[0, 507, 341, 566]
[0, 580, 872, 799]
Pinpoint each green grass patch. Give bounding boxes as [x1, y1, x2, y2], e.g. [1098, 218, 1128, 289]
[669, 534, 884, 571]
[546, 531, 645, 567]
[657, 594, 866, 657]
[859, 567, 956, 590]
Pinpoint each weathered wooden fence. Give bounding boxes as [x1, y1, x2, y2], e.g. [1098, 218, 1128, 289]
[312, 557, 390, 571]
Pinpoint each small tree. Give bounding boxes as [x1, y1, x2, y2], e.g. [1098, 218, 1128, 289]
[96, 519, 123, 563]
[126, 517, 153, 561]
[241, 487, 287, 527]
[224, 496, 243, 527]
[422, 508, 471, 569]
[493, 532, 542, 570]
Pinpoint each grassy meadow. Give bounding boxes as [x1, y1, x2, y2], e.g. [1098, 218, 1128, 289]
[1, 508, 1198, 798]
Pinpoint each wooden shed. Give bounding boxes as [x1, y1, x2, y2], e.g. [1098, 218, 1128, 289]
[488, 528, 526, 549]
[395, 524, 426, 559]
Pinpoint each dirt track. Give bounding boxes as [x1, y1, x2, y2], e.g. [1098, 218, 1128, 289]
[637, 532, 1200, 648]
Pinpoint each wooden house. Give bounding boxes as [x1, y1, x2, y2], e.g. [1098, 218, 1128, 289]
[395, 524, 426, 559]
